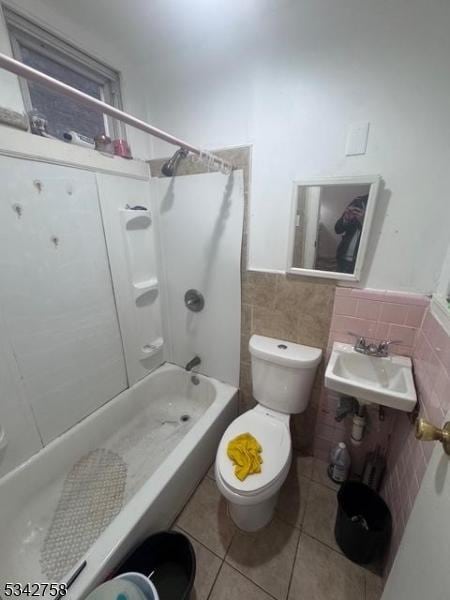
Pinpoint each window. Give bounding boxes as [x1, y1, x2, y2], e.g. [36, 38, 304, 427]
[4, 6, 124, 141]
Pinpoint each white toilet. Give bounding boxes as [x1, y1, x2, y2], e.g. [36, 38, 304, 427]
[215, 334, 322, 531]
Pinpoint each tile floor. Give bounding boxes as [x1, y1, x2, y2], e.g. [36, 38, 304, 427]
[175, 454, 384, 600]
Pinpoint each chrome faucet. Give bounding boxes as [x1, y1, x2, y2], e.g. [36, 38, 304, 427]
[185, 356, 201, 371]
[348, 333, 402, 357]
[376, 339, 403, 357]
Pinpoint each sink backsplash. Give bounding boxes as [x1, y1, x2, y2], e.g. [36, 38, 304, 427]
[328, 287, 429, 357]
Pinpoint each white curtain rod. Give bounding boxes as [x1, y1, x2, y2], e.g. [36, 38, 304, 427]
[0, 52, 233, 172]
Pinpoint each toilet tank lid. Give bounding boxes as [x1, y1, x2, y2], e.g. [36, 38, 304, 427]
[249, 335, 322, 368]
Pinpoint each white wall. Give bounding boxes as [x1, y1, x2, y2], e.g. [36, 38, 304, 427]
[142, 0, 450, 294]
[1, 0, 449, 293]
[0, 0, 150, 159]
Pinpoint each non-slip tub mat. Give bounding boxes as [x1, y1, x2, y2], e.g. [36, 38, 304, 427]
[40, 448, 127, 581]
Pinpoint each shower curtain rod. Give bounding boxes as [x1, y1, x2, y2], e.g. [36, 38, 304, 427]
[0, 52, 233, 172]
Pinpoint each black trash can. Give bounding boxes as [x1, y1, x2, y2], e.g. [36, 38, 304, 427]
[335, 481, 392, 564]
[115, 530, 196, 600]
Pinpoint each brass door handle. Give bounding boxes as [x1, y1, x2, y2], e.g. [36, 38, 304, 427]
[415, 418, 450, 455]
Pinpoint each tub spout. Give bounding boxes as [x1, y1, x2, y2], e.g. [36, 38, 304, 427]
[185, 356, 201, 371]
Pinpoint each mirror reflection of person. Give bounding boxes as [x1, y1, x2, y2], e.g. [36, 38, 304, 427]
[334, 194, 368, 273]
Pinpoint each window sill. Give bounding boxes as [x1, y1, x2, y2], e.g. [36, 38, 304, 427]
[431, 294, 450, 337]
[0, 125, 149, 180]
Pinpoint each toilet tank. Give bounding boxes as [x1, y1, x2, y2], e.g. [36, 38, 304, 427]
[249, 335, 322, 414]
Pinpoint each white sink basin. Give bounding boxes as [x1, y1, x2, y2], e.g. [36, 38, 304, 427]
[325, 342, 417, 412]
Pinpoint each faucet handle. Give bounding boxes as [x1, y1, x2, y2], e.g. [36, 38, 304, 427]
[347, 331, 367, 353]
[377, 339, 403, 356]
[379, 339, 403, 347]
[347, 331, 366, 343]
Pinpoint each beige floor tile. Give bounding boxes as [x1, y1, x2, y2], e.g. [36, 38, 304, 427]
[225, 516, 300, 600]
[292, 452, 314, 478]
[365, 570, 384, 600]
[303, 480, 340, 552]
[312, 458, 341, 491]
[210, 563, 274, 600]
[173, 527, 222, 600]
[275, 452, 313, 528]
[288, 533, 365, 600]
[276, 472, 311, 528]
[176, 477, 236, 557]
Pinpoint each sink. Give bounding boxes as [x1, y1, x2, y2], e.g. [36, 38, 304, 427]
[325, 342, 417, 412]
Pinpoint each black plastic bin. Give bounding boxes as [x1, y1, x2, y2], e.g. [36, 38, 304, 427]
[115, 531, 196, 600]
[335, 481, 392, 564]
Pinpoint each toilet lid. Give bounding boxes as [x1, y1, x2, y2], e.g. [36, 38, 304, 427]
[217, 409, 291, 495]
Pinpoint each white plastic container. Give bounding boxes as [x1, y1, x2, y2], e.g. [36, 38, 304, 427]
[85, 578, 148, 600]
[351, 414, 366, 445]
[329, 442, 351, 483]
[116, 572, 159, 600]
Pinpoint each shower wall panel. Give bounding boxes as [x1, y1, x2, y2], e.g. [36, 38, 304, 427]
[152, 170, 244, 386]
[0, 156, 127, 445]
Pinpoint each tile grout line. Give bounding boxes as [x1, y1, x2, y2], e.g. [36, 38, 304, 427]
[218, 562, 280, 600]
[206, 559, 225, 600]
[284, 476, 314, 600]
[301, 527, 344, 558]
[300, 530, 380, 581]
[175, 522, 227, 562]
[285, 525, 303, 600]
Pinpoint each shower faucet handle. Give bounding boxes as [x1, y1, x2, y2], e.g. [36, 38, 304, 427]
[184, 289, 205, 312]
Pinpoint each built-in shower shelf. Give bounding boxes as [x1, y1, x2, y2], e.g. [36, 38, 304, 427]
[132, 278, 159, 302]
[120, 209, 152, 230]
[140, 337, 164, 360]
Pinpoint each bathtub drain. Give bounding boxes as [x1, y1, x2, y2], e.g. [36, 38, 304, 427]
[180, 414, 191, 423]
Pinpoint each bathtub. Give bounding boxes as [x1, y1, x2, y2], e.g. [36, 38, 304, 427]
[0, 363, 237, 599]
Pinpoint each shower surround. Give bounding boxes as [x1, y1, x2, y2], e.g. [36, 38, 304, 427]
[150, 146, 336, 453]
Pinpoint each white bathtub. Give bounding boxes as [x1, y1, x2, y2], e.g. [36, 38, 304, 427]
[0, 363, 237, 599]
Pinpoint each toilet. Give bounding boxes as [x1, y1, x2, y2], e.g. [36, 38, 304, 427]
[215, 334, 322, 532]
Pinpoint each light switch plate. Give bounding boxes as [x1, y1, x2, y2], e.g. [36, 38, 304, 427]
[345, 121, 370, 156]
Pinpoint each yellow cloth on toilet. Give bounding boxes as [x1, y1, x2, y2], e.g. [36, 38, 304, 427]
[227, 433, 263, 481]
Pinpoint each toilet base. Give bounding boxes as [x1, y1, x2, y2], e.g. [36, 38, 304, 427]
[228, 492, 279, 532]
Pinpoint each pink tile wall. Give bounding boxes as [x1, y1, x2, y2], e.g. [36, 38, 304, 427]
[382, 308, 450, 575]
[330, 287, 428, 356]
[312, 286, 448, 576]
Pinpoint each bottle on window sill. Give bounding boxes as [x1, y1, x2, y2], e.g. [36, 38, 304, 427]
[113, 138, 133, 159]
[94, 133, 114, 155]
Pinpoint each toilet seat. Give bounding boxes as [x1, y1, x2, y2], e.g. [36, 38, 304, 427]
[216, 407, 291, 496]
